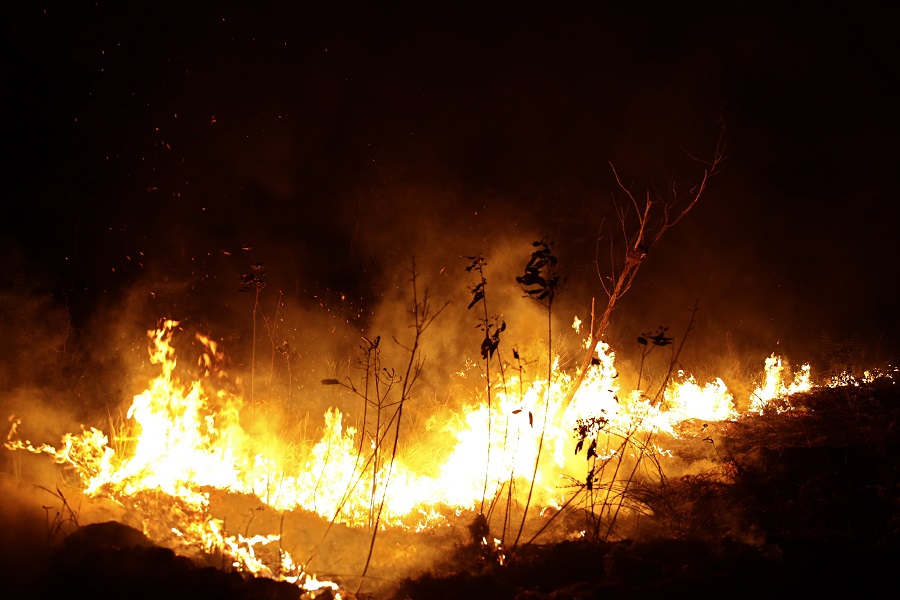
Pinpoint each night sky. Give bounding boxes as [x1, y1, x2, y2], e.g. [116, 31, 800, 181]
[3, 1, 899, 393]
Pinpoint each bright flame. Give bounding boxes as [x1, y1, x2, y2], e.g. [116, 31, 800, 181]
[749, 354, 812, 414]
[663, 372, 736, 424]
[6, 320, 833, 588]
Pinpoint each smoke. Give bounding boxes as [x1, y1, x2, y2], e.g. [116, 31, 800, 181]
[5, 7, 900, 595]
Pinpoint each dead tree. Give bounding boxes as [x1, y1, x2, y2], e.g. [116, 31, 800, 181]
[563, 129, 726, 408]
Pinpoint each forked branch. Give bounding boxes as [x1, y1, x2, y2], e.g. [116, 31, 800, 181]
[564, 126, 725, 408]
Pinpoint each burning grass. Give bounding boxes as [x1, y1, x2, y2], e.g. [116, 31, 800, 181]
[392, 374, 900, 599]
[3, 315, 897, 598]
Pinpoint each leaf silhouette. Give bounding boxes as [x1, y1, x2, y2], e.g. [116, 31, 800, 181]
[467, 282, 485, 310]
[517, 238, 561, 305]
[481, 336, 499, 360]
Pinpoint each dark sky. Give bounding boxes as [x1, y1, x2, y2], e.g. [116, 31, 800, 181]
[3, 1, 899, 378]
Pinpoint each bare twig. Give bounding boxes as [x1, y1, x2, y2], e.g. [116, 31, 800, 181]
[563, 127, 725, 409]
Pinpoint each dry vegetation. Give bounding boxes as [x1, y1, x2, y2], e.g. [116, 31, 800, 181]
[3, 374, 897, 599]
[391, 375, 900, 599]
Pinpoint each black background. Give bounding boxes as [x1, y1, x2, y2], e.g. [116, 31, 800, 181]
[3, 1, 898, 377]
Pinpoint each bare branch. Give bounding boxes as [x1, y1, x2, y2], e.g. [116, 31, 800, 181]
[562, 122, 725, 409]
[609, 161, 641, 216]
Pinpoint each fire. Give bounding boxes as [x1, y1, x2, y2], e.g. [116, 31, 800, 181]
[5, 319, 827, 591]
[660, 372, 737, 425]
[748, 353, 812, 414]
[826, 366, 897, 387]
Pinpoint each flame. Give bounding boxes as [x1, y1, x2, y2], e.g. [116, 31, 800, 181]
[5, 320, 834, 590]
[748, 353, 812, 414]
[662, 372, 737, 424]
[826, 366, 898, 388]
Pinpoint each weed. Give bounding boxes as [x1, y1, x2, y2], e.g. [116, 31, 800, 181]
[321, 260, 447, 593]
[238, 258, 266, 407]
[513, 239, 562, 547]
[464, 254, 509, 517]
[37, 485, 80, 547]
[562, 306, 699, 542]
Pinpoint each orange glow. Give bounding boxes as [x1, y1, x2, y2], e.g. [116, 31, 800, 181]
[748, 353, 812, 414]
[5, 320, 834, 590]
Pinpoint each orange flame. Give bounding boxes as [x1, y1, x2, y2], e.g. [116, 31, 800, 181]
[748, 353, 812, 414]
[5, 320, 829, 589]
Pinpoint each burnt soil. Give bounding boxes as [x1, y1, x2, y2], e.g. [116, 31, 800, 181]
[3, 377, 899, 599]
